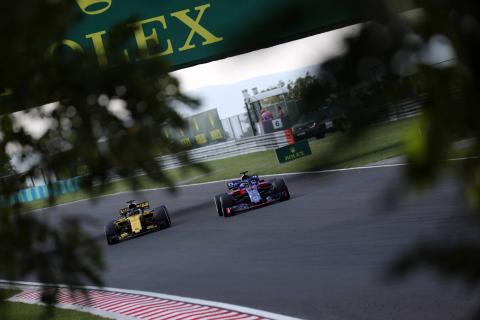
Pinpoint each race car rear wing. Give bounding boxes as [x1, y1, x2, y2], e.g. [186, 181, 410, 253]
[119, 201, 150, 214]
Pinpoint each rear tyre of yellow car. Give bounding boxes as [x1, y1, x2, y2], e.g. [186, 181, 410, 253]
[105, 221, 119, 245]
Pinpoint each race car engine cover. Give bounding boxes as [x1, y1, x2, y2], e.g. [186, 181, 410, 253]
[128, 215, 143, 234]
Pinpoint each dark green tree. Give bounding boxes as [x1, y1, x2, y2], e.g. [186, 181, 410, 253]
[0, 154, 14, 177]
[287, 72, 318, 101]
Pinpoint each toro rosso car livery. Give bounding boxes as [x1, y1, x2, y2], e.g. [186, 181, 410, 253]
[105, 200, 171, 245]
[214, 171, 290, 217]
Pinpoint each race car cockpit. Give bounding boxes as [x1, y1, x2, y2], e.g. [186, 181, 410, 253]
[119, 200, 151, 217]
[125, 200, 140, 216]
[127, 200, 137, 209]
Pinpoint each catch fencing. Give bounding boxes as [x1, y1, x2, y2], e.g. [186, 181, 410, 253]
[221, 112, 254, 140]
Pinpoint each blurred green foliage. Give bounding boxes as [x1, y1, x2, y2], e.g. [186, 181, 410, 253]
[312, 1, 480, 182]
[0, 1, 200, 316]
[3, 0, 480, 318]
[259, 1, 480, 316]
[294, 1, 480, 317]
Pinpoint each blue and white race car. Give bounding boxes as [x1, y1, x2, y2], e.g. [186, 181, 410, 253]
[214, 171, 290, 217]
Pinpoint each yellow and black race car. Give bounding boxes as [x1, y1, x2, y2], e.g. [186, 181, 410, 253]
[105, 200, 171, 245]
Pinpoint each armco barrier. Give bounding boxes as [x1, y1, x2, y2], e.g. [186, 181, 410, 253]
[0, 176, 82, 207]
[387, 95, 426, 121]
[156, 130, 294, 170]
[3, 131, 293, 205]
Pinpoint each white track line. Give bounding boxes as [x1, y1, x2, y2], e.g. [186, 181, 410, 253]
[29, 161, 409, 212]
[28, 155, 478, 212]
[0, 280, 301, 320]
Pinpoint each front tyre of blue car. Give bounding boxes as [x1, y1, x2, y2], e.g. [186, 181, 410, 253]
[272, 178, 290, 201]
[219, 194, 235, 218]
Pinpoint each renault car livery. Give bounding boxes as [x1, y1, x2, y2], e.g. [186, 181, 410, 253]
[104, 200, 171, 245]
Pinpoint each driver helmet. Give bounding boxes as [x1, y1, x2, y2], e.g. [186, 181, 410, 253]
[128, 201, 137, 210]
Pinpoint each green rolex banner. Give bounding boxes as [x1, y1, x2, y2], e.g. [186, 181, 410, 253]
[275, 140, 312, 164]
[56, 0, 415, 71]
[1, 1, 416, 110]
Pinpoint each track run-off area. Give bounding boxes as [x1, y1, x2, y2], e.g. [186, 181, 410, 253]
[18, 164, 479, 319]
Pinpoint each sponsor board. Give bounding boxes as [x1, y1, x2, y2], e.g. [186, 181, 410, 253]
[275, 140, 312, 163]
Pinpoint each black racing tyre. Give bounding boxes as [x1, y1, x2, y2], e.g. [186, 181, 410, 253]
[214, 195, 223, 216]
[219, 194, 235, 217]
[272, 178, 290, 201]
[105, 221, 119, 245]
[154, 206, 171, 228]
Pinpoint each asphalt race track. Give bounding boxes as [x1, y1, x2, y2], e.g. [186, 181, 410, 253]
[35, 167, 477, 320]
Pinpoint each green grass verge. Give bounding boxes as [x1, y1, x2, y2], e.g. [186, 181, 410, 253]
[0, 290, 20, 300]
[0, 289, 107, 320]
[23, 118, 415, 211]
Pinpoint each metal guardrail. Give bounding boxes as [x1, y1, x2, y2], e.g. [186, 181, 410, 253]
[166, 98, 423, 168]
[156, 130, 293, 170]
[104, 96, 427, 183]
[387, 95, 426, 121]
